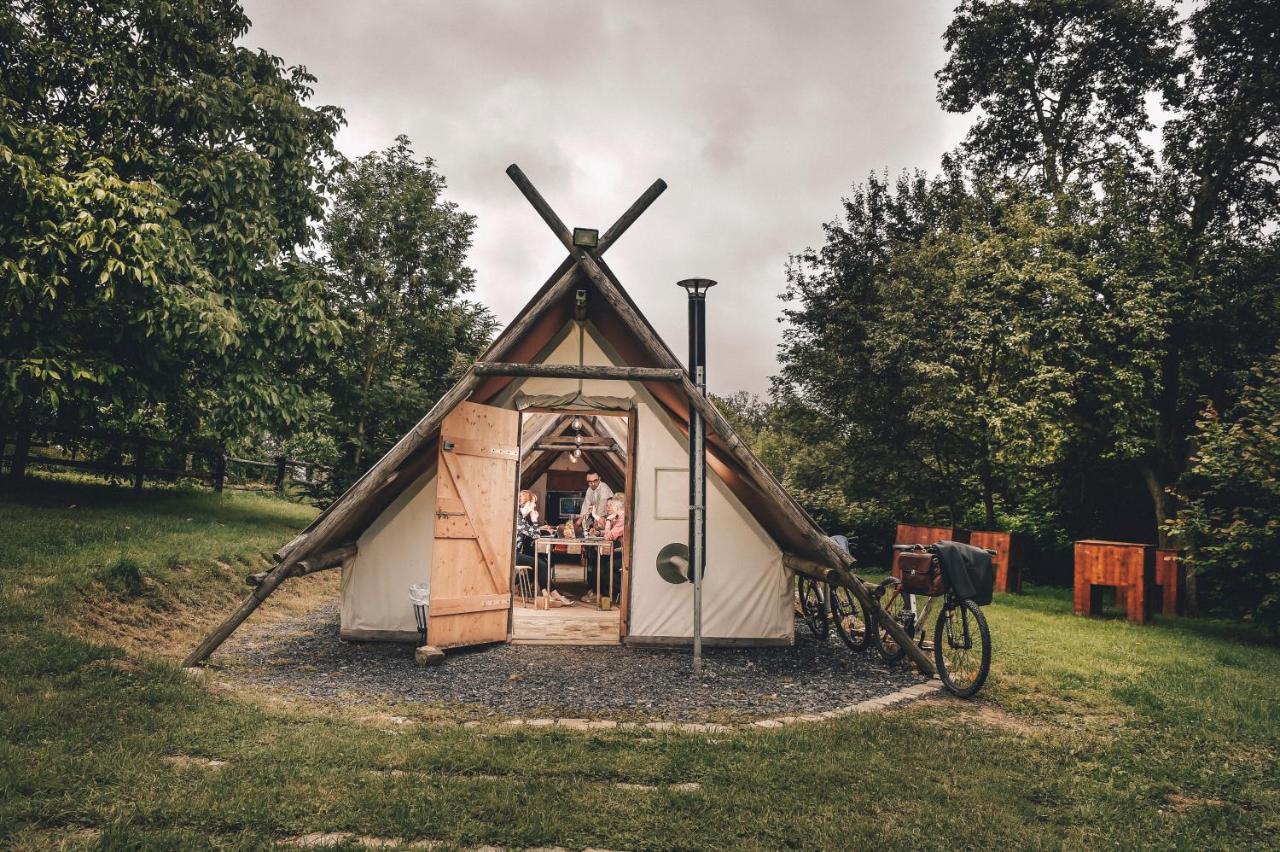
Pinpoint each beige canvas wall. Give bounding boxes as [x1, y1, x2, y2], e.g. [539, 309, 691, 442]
[626, 403, 792, 642]
[339, 470, 437, 641]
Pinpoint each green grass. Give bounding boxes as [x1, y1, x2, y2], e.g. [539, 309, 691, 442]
[1, 476, 1278, 849]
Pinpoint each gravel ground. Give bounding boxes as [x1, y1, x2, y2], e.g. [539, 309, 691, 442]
[220, 601, 925, 722]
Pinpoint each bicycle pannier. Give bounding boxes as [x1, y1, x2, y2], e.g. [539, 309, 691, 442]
[897, 551, 944, 597]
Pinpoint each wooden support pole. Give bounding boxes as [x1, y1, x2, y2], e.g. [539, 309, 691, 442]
[245, 543, 356, 587]
[133, 439, 145, 492]
[213, 444, 226, 493]
[474, 362, 684, 382]
[597, 179, 667, 254]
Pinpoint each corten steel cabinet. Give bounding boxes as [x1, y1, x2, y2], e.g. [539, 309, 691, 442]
[1117, 548, 1186, 616]
[970, 530, 1024, 594]
[892, 524, 970, 580]
[1073, 540, 1157, 624]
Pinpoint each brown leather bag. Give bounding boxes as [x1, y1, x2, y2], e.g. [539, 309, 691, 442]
[897, 551, 945, 597]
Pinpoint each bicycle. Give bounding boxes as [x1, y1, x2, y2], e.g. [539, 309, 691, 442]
[826, 534, 872, 651]
[870, 543, 993, 698]
[797, 573, 830, 639]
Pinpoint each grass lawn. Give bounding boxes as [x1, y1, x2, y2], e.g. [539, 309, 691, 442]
[1, 476, 1277, 849]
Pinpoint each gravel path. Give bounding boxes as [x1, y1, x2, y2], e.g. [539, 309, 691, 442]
[221, 601, 925, 722]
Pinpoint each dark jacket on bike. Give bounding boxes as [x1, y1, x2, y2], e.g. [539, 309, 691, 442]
[933, 541, 995, 606]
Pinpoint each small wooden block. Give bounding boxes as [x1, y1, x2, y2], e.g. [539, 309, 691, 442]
[414, 645, 445, 667]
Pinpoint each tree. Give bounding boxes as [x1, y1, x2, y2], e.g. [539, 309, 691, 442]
[1171, 349, 1280, 637]
[0, 1, 344, 445]
[937, 0, 1280, 553]
[318, 136, 495, 486]
[937, 0, 1181, 193]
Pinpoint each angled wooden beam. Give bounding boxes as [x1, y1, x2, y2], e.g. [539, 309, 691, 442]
[598, 179, 667, 254]
[246, 543, 357, 587]
[475, 362, 683, 382]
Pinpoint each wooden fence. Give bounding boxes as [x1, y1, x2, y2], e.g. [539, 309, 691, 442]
[0, 428, 330, 497]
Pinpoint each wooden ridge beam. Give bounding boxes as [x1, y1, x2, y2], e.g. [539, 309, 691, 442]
[474, 362, 684, 382]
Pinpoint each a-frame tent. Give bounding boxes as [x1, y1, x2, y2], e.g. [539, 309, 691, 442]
[185, 166, 933, 673]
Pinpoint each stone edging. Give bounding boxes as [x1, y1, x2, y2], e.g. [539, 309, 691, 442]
[469, 679, 944, 734]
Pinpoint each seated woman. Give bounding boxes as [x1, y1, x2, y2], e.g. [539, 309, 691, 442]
[583, 494, 626, 605]
[515, 490, 564, 605]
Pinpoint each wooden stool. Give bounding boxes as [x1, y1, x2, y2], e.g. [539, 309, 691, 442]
[1073, 541, 1155, 624]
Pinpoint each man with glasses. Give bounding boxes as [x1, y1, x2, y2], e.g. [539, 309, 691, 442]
[579, 469, 614, 535]
[578, 469, 614, 604]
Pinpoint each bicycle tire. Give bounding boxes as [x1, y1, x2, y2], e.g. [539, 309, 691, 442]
[829, 583, 871, 652]
[871, 583, 908, 663]
[798, 576, 829, 639]
[934, 597, 991, 698]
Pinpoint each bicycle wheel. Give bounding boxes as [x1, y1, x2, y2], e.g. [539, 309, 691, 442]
[934, 598, 991, 698]
[830, 584, 871, 652]
[798, 576, 829, 639]
[871, 583, 909, 663]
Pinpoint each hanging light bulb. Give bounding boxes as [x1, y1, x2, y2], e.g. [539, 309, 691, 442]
[571, 448, 581, 462]
[573, 417, 582, 431]
[575, 433, 583, 446]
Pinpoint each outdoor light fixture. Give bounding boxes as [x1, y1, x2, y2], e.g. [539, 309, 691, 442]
[572, 417, 582, 431]
[572, 227, 599, 248]
[678, 277, 717, 676]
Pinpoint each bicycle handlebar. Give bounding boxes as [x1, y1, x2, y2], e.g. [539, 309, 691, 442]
[892, 543, 997, 556]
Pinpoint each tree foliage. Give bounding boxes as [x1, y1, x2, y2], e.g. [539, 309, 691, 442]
[1171, 350, 1280, 635]
[0, 0, 344, 439]
[316, 136, 495, 487]
[772, 1, 1280, 606]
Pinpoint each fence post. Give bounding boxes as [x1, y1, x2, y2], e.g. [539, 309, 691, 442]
[214, 443, 226, 493]
[133, 438, 145, 492]
[275, 455, 287, 496]
[9, 402, 32, 480]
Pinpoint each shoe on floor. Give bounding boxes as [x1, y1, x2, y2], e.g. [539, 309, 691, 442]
[581, 591, 598, 605]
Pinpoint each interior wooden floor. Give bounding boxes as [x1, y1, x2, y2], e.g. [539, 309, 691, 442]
[511, 588, 621, 646]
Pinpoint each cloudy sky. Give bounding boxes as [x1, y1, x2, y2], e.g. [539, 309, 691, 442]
[241, 0, 971, 395]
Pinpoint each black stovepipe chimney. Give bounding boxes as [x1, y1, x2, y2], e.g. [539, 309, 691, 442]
[677, 278, 716, 674]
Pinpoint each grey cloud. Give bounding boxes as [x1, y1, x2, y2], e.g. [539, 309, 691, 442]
[241, 0, 970, 395]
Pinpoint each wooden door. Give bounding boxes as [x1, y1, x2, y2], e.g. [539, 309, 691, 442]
[428, 401, 520, 648]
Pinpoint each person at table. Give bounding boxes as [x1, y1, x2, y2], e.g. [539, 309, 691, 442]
[579, 469, 613, 535]
[583, 494, 626, 605]
[514, 490, 563, 604]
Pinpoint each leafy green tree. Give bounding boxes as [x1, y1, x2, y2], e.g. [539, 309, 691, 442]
[0, 0, 343, 444]
[317, 136, 495, 486]
[937, 0, 1181, 193]
[1171, 349, 1280, 636]
[938, 0, 1280, 553]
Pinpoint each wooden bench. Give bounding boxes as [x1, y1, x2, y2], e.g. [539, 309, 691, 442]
[1073, 540, 1156, 624]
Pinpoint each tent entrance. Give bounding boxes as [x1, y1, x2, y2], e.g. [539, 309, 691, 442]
[510, 409, 634, 645]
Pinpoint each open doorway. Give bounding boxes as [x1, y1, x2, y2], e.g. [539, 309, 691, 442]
[511, 409, 633, 645]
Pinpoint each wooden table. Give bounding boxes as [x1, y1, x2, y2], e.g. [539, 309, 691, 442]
[535, 536, 615, 608]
